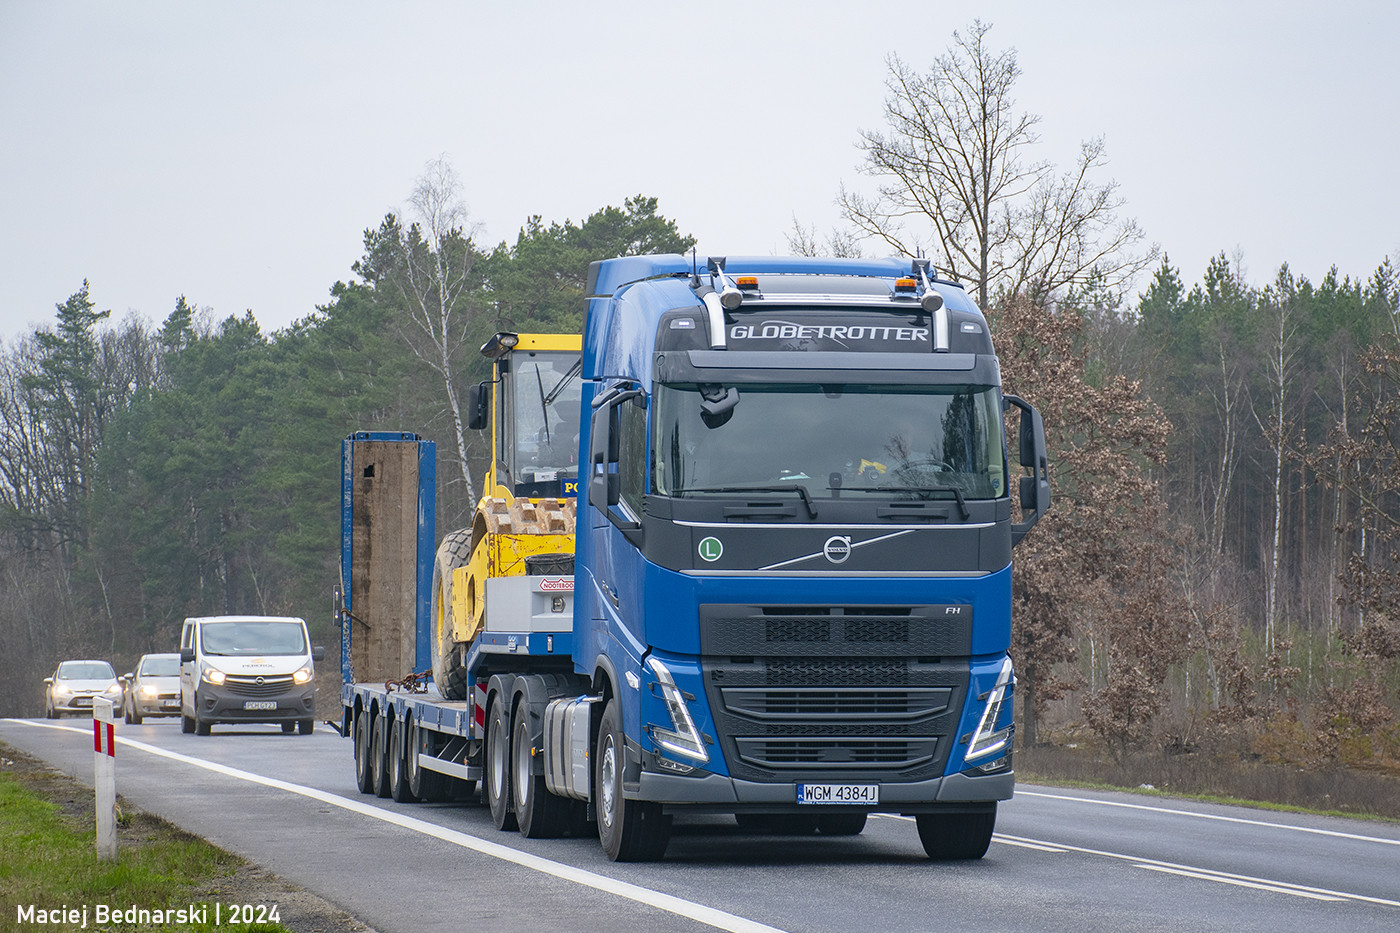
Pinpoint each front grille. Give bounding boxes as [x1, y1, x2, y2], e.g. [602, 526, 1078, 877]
[734, 737, 938, 769]
[721, 687, 951, 720]
[699, 603, 970, 783]
[224, 675, 295, 697]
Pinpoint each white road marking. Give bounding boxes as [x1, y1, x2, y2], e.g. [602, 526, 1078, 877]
[993, 832, 1400, 909]
[1136, 865, 1342, 901]
[7, 720, 789, 933]
[1016, 789, 1400, 847]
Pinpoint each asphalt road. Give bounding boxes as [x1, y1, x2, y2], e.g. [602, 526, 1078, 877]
[3, 715, 1398, 933]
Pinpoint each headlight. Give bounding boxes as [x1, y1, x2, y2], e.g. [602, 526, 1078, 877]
[139, 684, 159, 697]
[292, 665, 313, 685]
[966, 658, 1014, 762]
[645, 658, 708, 763]
[202, 668, 226, 686]
[106, 683, 124, 695]
[51, 684, 72, 697]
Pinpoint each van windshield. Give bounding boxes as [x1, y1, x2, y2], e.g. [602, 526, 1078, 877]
[199, 621, 307, 656]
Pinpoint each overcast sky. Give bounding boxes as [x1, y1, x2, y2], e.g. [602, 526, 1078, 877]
[2, 0, 1396, 342]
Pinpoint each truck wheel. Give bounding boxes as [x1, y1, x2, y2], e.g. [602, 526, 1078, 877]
[595, 698, 670, 861]
[371, 711, 392, 798]
[405, 717, 441, 801]
[430, 529, 473, 700]
[354, 709, 375, 794]
[512, 701, 569, 838]
[484, 698, 517, 831]
[389, 714, 418, 803]
[915, 806, 996, 860]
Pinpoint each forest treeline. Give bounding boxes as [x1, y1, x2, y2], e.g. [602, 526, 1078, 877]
[2, 22, 1397, 781]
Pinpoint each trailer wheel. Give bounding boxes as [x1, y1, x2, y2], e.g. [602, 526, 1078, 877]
[371, 711, 392, 797]
[512, 701, 569, 838]
[388, 713, 418, 803]
[915, 806, 996, 860]
[430, 529, 473, 700]
[354, 708, 375, 794]
[595, 699, 670, 861]
[485, 697, 517, 831]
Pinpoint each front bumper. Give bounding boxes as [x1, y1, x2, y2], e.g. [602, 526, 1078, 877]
[194, 682, 315, 724]
[52, 692, 121, 713]
[132, 692, 182, 716]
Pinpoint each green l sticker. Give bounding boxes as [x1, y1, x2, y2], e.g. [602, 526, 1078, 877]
[698, 536, 723, 562]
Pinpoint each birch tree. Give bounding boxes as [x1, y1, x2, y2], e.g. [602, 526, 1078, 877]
[840, 20, 1153, 308]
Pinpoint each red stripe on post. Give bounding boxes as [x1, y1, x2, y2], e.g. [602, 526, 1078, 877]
[94, 719, 101, 752]
[106, 722, 116, 757]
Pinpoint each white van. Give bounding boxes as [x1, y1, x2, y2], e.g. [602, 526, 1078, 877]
[179, 615, 325, 735]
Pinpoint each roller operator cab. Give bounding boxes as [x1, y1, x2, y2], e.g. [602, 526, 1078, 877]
[551, 255, 1049, 860]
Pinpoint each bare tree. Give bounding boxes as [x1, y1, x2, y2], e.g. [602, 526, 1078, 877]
[786, 216, 863, 258]
[356, 157, 483, 503]
[840, 20, 1153, 308]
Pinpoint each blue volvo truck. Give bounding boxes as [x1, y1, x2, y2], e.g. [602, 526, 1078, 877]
[340, 254, 1049, 862]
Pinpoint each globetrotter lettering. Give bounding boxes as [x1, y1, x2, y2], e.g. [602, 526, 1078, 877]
[729, 321, 930, 343]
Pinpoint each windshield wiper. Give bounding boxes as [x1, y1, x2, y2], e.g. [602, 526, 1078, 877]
[678, 485, 818, 519]
[842, 485, 969, 520]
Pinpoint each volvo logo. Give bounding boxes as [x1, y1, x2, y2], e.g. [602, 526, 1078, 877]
[823, 536, 852, 564]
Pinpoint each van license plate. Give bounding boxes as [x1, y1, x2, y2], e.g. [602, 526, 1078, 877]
[797, 784, 879, 805]
[243, 701, 277, 711]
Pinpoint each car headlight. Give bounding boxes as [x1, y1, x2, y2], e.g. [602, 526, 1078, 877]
[139, 684, 159, 697]
[106, 683, 124, 695]
[202, 668, 226, 686]
[51, 684, 71, 697]
[292, 665, 313, 685]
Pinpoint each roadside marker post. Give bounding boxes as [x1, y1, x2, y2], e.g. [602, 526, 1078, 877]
[93, 697, 117, 860]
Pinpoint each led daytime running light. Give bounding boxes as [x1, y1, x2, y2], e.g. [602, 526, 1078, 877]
[646, 658, 709, 763]
[966, 658, 1014, 761]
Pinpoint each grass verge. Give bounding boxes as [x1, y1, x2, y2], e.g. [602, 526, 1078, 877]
[0, 741, 369, 933]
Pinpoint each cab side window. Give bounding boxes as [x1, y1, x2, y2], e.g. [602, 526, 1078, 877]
[618, 398, 647, 514]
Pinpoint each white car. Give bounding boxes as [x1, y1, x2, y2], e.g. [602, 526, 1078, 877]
[122, 653, 182, 723]
[44, 659, 123, 718]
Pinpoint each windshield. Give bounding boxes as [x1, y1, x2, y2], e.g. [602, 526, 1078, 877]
[508, 351, 582, 495]
[57, 661, 116, 680]
[138, 656, 180, 676]
[654, 383, 1005, 500]
[199, 621, 307, 656]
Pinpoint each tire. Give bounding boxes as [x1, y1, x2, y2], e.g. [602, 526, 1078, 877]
[512, 700, 569, 838]
[281, 721, 295, 734]
[596, 698, 670, 861]
[484, 697, 517, 831]
[816, 813, 868, 836]
[371, 712, 391, 798]
[916, 806, 996, 860]
[299, 719, 314, 735]
[389, 714, 418, 803]
[430, 529, 474, 700]
[124, 698, 138, 725]
[193, 695, 210, 735]
[44, 699, 56, 720]
[353, 709, 375, 794]
[405, 716, 443, 801]
[181, 711, 194, 733]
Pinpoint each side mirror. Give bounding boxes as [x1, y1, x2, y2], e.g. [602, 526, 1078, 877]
[180, 647, 195, 663]
[467, 381, 491, 430]
[44, 677, 53, 685]
[312, 646, 326, 662]
[123, 673, 134, 681]
[1004, 394, 1051, 547]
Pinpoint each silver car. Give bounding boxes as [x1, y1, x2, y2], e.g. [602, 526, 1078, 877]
[122, 653, 182, 723]
[44, 659, 123, 718]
